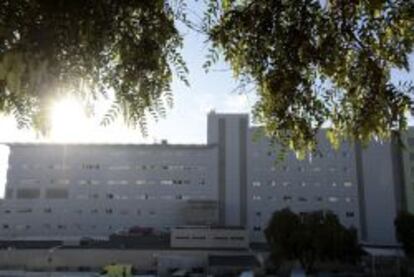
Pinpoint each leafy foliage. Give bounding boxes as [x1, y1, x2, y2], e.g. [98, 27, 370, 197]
[0, 0, 188, 133]
[265, 208, 361, 273]
[205, 0, 414, 155]
[0, 0, 413, 151]
[395, 211, 414, 258]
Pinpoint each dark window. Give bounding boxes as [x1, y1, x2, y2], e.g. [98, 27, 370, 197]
[43, 224, 51, 229]
[5, 189, 13, 199]
[346, 212, 355, 218]
[82, 163, 100, 170]
[16, 188, 40, 199]
[45, 188, 68, 199]
[17, 208, 32, 213]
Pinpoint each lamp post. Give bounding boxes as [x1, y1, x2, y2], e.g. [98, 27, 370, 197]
[46, 245, 62, 277]
[6, 246, 13, 269]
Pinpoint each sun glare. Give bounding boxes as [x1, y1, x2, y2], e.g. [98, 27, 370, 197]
[50, 97, 89, 142]
[48, 96, 154, 143]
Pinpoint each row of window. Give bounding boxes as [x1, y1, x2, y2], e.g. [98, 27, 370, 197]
[3, 207, 158, 216]
[21, 164, 206, 171]
[258, 149, 351, 159]
[81, 193, 200, 201]
[11, 189, 205, 201]
[266, 165, 352, 173]
[13, 188, 68, 199]
[2, 224, 143, 231]
[252, 181, 354, 188]
[174, 236, 245, 241]
[252, 195, 354, 203]
[19, 179, 207, 186]
[253, 211, 356, 218]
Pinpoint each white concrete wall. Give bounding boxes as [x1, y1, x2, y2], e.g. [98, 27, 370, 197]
[401, 129, 414, 214]
[1, 144, 218, 239]
[207, 112, 248, 227]
[246, 129, 360, 242]
[171, 227, 248, 249]
[360, 141, 399, 245]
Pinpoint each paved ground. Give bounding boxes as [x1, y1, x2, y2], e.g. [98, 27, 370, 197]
[0, 272, 156, 277]
[0, 235, 170, 250]
[0, 272, 100, 277]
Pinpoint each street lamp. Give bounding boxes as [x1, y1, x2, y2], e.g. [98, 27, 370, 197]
[6, 246, 13, 269]
[46, 244, 63, 277]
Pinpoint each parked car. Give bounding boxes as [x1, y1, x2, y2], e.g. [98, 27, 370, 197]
[79, 236, 95, 246]
[128, 226, 153, 236]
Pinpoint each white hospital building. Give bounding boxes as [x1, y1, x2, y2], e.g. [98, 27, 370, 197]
[0, 112, 412, 247]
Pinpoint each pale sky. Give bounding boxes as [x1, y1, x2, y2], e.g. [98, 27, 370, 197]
[0, 20, 257, 145]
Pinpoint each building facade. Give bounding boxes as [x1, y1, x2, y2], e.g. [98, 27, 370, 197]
[1, 143, 218, 240]
[170, 226, 248, 249]
[0, 112, 410, 246]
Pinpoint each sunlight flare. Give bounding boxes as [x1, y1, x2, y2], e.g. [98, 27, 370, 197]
[50, 97, 89, 142]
